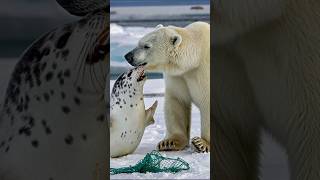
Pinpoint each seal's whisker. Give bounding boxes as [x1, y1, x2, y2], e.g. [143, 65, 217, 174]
[89, 65, 98, 92]
[74, 38, 88, 86]
[92, 65, 103, 91]
[98, 60, 106, 83]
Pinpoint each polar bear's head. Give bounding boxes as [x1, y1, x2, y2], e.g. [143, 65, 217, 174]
[124, 24, 201, 75]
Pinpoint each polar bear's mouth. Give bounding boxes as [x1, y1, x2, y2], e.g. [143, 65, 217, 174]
[137, 70, 146, 82]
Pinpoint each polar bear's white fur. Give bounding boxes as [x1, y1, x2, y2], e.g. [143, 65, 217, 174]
[213, 0, 320, 179]
[125, 22, 210, 152]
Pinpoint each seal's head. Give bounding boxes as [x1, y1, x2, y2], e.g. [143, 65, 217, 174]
[111, 67, 146, 102]
[116, 66, 146, 89]
[126, 66, 147, 86]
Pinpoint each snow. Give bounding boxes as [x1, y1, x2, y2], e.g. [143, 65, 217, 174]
[109, 79, 210, 179]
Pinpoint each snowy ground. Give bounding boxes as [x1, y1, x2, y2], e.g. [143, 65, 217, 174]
[110, 79, 210, 179]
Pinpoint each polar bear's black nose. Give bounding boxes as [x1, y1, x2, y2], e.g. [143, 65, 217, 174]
[124, 52, 134, 64]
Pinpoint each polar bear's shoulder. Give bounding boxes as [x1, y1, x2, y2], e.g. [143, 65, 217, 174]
[185, 21, 210, 33]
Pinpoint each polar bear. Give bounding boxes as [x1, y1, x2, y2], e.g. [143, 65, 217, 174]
[125, 22, 210, 153]
[213, 0, 320, 179]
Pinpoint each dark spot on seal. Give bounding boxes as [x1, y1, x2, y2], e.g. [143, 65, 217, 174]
[62, 106, 70, 114]
[74, 97, 80, 105]
[64, 69, 71, 77]
[0, 141, 5, 148]
[16, 105, 23, 112]
[28, 118, 34, 127]
[76, 87, 83, 94]
[61, 49, 70, 58]
[31, 140, 39, 148]
[81, 134, 87, 141]
[36, 96, 41, 101]
[25, 95, 30, 102]
[59, 79, 64, 85]
[33, 63, 41, 78]
[96, 114, 104, 122]
[5, 146, 10, 152]
[56, 32, 71, 49]
[41, 120, 52, 135]
[41, 62, 47, 71]
[41, 120, 47, 125]
[64, 135, 73, 145]
[42, 47, 51, 56]
[61, 92, 66, 99]
[19, 126, 31, 136]
[127, 71, 132, 77]
[130, 104, 133, 107]
[45, 128, 52, 135]
[50, 90, 54, 95]
[57, 71, 63, 79]
[45, 72, 54, 81]
[43, 93, 50, 102]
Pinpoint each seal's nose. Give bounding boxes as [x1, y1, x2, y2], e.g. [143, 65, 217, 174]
[124, 52, 134, 63]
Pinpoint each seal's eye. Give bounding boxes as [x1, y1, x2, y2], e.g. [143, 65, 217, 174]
[144, 45, 151, 49]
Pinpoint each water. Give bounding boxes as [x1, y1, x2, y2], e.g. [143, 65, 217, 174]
[111, 0, 209, 7]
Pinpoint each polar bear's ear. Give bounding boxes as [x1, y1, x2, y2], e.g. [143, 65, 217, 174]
[171, 34, 182, 47]
[155, 24, 163, 29]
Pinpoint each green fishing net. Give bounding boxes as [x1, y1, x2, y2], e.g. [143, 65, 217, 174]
[110, 150, 190, 175]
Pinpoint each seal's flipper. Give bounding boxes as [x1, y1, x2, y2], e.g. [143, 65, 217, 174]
[145, 100, 158, 126]
[56, 0, 108, 16]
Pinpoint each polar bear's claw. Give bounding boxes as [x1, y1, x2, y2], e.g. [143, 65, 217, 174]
[157, 138, 186, 151]
[191, 137, 210, 153]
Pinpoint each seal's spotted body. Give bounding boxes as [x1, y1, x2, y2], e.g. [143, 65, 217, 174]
[110, 67, 157, 158]
[0, 1, 108, 179]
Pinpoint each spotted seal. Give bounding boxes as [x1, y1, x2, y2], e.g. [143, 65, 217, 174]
[110, 67, 158, 158]
[0, 0, 108, 180]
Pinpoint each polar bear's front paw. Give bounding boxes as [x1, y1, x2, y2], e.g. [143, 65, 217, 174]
[157, 138, 187, 151]
[191, 137, 210, 153]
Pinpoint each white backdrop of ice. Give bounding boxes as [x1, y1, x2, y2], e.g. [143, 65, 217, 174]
[110, 24, 155, 70]
[110, 79, 210, 179]
[110, 24, 155, 46]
